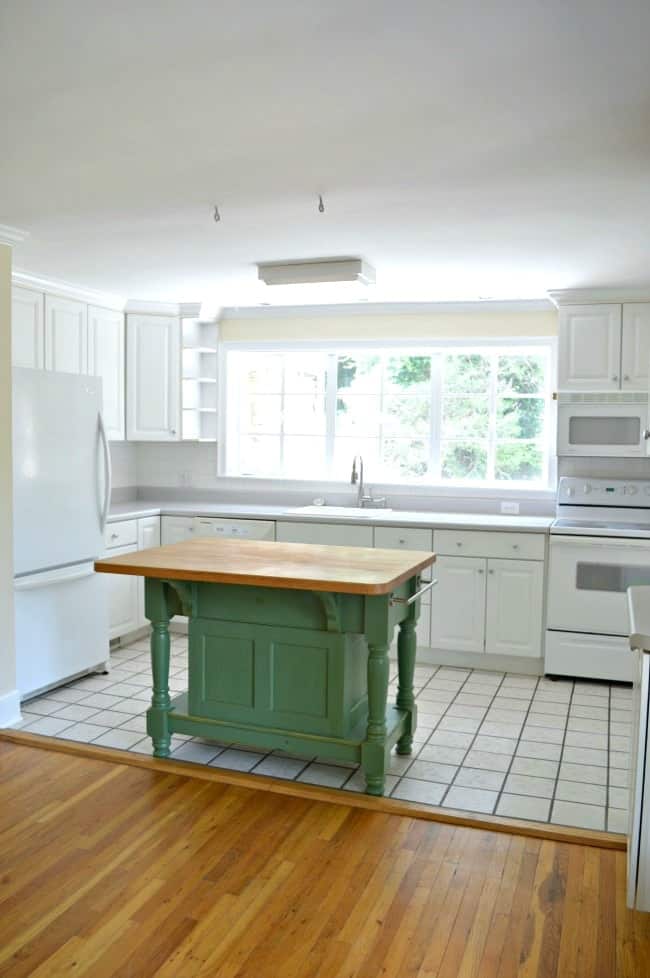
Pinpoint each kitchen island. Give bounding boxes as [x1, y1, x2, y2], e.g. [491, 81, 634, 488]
[95, 538, 435, 794]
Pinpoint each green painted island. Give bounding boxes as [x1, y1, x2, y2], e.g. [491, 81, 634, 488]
[94, 537, 436, 794]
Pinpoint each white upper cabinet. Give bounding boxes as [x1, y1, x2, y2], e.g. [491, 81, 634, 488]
[485, 559, 543, 658]
[11, 287, 44, 368]
[44, 295, 88, 374]
[621, 303, 650, 391]
[88, 305, 125, 440]
[126, 314, 181, 441]
[558, 304, 622, 390]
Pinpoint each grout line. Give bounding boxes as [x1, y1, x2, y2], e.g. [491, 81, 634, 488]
[548, 679, 577, 825]
[492, 673, 542, 816]
[605, 683, 612, 831]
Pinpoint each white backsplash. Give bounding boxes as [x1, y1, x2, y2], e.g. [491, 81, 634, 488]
[109, 442, 138, 489]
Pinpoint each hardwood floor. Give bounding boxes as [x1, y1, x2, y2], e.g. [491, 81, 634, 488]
[0, 740, 648, 977]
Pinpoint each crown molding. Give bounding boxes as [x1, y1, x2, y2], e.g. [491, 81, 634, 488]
[12, 268, 126, 310]
[0, 224, 29, 247]
[220, 298, 553, 320]
[548, 287, 650, 308]
[125, 299, 183, 316]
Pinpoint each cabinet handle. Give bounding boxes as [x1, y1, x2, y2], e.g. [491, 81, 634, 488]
[110, 533, 118, 540]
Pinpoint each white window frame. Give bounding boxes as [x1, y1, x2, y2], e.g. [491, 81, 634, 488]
[217, 336, 558, 497]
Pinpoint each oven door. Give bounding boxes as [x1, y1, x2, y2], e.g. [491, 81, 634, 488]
[548, 535, 650, 635]
[557, 402, 649, 457]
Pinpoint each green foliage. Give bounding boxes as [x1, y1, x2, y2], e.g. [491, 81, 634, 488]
[497, 397, 544, 439]
[386, 356, 431, 391]
[441, 442, 487, 480]
[496, 443, 543, 480]
[498, 355, 544, 394]
[443, 354, 490, 393]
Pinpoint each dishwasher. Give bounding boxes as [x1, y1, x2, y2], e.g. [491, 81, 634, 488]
[192, 517, 275, 541]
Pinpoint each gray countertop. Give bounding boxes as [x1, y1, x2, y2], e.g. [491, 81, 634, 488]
[628, 586, 650, 653]
[108, 499, 553, 533]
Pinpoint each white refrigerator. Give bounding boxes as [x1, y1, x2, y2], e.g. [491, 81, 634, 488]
[13, 368, 111, 699]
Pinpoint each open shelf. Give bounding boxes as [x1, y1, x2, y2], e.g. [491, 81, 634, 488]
[181, 319, 219, 441]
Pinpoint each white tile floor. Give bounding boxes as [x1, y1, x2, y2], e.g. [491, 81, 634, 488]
[7, 634, 632, 834]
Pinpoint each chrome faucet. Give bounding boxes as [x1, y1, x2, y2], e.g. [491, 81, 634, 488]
[350, 455, 387, 508]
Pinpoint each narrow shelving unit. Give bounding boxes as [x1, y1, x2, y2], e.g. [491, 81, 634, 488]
[181, 318, 219, 441]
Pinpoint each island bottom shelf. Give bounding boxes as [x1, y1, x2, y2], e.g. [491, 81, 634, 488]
[153, 692, 410, 780]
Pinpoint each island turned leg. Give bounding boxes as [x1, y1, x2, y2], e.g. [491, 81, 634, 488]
[145, 579, 172, 758]
[362, 642, 390, 795]
[395, 617, 417, 755]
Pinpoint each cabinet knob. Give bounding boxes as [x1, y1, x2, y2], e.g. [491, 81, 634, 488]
[456, 541, 462, 547]
[398, 538, 405, 545]
[624, 374, 630, 381]
[488, 569, 495, 574]
[110, 533, 118, 539]
[612, 376, 618, 382]
[170, 428, 177, 435]
[477, 568, 484, 574]
[512, 544, 519, 549]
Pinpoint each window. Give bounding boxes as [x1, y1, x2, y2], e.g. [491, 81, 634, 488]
[223, 343, 553, 487]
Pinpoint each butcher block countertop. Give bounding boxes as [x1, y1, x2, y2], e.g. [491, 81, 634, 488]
[94, 537, 436, 595]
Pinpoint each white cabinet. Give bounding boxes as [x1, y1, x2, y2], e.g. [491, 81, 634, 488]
[161, 516, 196, 545]
[276, 521, 373, 548]
[88, 305, 125, 440]
[430, 531, 545, 660]
[558, 302, 650, 392]
[104, 543, 140, 640]
[558, 304, 622, 391]
[430, 556, 486, 654]
[12, 287, 44, 368]
[126, 314, 180, 441]
[192, 517, 275, 540]
[137, 516, 161, 629]
[44, 295, 88, 375]
[622, 303, 650, 390]
[485, 559, 543, 658]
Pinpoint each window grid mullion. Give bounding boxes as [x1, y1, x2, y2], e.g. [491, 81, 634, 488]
[430, 353, 442, 481]
[325, 353, 337, 477]
[487, 352, 498, 482]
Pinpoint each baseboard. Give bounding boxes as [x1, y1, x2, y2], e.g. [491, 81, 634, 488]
[0, 688, 21, 728]
[415, 646, 543, 676]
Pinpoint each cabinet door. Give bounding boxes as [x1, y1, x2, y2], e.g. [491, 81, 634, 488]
[126, 314, 180, 440]
[88, 305, 125, 440]
[44, 295, 88, 374]
[12, 287, 44, 368]
[276, 521, 373, 547]
[430, 556, 486, 653]
[485, 559, 543, 658]
[621, 303, 650, 391]
[160, 516, 196, 545]
[137, 517, 161, 629]
[103, 544, 140, 639]
[558, 304, 621, 390]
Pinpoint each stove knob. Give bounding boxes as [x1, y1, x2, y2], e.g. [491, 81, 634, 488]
[565, 486, 575, 497]
[582, 483, 592, 494]
[645, 486, 650, 496]
[626, 485, 639, 495]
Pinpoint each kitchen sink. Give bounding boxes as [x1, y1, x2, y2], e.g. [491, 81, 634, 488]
[284, 505, 393, 518]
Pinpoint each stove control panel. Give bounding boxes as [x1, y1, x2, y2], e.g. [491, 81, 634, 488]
[558, 477, 650, 505]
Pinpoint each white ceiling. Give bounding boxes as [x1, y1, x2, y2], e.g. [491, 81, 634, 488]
[2, 0, 650, 306]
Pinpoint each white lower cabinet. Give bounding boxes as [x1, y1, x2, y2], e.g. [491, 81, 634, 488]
[276, 521, 373, 547]
[430, 556, 486, 653]
[137, 516, 161, 629]
[485, 559, 543, 658]
[104, 544, 140, 640]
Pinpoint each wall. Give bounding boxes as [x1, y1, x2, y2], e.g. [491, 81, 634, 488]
[0, 244, 19, 725]
[109, 442, 138, 491]
[219, 304, 557, 343]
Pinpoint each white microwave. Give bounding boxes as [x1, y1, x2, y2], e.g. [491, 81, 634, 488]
[557, 393, 650, 457]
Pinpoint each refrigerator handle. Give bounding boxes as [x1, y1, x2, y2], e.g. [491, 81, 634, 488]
[98, 412, 112, 531]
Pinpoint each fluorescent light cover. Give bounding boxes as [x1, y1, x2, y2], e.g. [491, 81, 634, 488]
[257, 257, 375, 287]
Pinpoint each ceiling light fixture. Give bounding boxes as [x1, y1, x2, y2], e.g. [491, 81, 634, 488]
[257, 257, 375, 287]
[213, 204, 221, 223]
[318, 194, 325, 213]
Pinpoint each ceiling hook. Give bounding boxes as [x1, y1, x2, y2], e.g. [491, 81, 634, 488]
[213, 204, 221, 223]
[318, 194, 325, 214]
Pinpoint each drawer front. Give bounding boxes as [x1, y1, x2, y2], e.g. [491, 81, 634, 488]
[193, 517, 275, 541]
[434, 529, 544, 561]
[276, 521, 373, 548]
[104, 519, 138, 549]
[374, 526, 434, 583]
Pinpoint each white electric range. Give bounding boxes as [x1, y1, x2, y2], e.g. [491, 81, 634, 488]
[546, 477, 650, 682]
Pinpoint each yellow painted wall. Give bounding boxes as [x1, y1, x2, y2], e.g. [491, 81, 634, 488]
[219, 308, 558, 343]
[0, 244, 16, 699]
